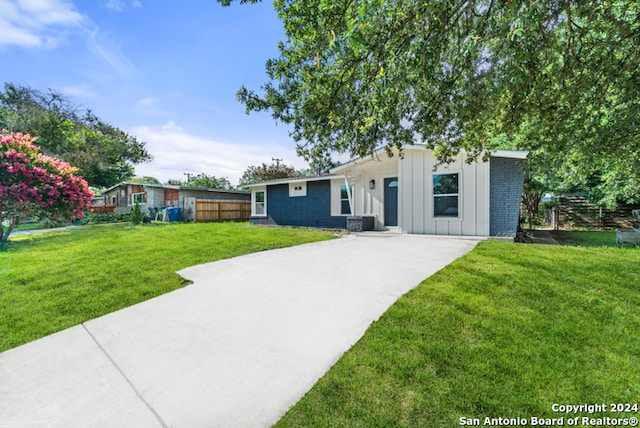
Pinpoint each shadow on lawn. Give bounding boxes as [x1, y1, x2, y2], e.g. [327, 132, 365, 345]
[549, 230, 621, 247]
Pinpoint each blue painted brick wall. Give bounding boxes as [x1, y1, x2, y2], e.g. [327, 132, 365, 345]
[490, 157, 525, 237]
[250, 180, 346, 229]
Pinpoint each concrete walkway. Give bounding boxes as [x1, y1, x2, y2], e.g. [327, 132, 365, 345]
[0, 234, 482, 428]
[10, 225, 82, 237]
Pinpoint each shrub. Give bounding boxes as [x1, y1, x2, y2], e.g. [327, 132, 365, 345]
[131, 202, 143, 225]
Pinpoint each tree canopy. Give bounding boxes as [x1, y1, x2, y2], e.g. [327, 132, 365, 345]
[219, 0, 639, 206]
[0, 131, 93, 241]
[239, 161, 300, 186]
[131, 176, 161, 184]
[0, 83, 151, 189]
[184, 173, 234, 190]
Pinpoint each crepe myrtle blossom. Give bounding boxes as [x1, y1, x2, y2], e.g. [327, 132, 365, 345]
[0, 130, 94, 242]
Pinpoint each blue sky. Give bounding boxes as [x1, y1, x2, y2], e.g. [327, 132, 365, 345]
[0, 0, 312, 185]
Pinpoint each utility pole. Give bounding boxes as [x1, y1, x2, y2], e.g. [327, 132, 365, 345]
[272, 157, 283, 167]
[184, 172, 193, 182]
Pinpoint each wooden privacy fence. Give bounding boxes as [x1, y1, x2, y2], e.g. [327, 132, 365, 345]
[195, 199, 251, 223]
[542, 196, 640, 229]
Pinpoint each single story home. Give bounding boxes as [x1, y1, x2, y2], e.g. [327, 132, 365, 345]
[246, 146, 527, 237]
[101, 182, 250, 218]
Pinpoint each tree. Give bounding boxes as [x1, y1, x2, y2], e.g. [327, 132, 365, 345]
[184, 173, 234, 190]
[299, 155, 340, 176]
[522, 176, 545, 231]
[131, 176, 161, 184]
[239, 161, 300, 186]
[0, 83, 151, 188]
[0, 131, 93, 242]
[219, 0, 640, 207]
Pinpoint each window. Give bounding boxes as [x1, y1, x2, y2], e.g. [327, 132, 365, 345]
[254, 190, 266, 216]
[433, 173, 459, 217]
[340, 185, 353, 215]
[132, 192, 145, 205]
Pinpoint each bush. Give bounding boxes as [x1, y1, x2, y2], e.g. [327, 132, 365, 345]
[131, 202, 143, 225]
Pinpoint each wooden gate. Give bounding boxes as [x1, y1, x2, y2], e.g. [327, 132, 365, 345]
[195, 199, 251, 222]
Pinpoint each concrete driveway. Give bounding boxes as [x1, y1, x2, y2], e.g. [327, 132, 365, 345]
[0, 233, 482, 428]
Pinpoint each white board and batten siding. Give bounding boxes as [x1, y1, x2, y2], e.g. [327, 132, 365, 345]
[398, 149, 490, 236]
[330, 152, 399, 227]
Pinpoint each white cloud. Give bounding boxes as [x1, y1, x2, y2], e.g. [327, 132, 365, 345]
[132, 122, 307, 186]
[0, 21, 42, 47]
[0, 1, 140, 79]
[137, 97, 155, 107]
[103, 0, 125, 11]
[0, 0, 83, 48]
[59, 84, 97, 99]
[86, 27, 141, 79]
[104, 0, 141, 12]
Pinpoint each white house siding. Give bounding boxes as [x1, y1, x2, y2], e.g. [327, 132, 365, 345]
[398, 149, 490, 236]
[332, 153, 399, 229]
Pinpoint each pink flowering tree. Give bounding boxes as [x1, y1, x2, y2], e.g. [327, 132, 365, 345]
[0, 130, 94, 242]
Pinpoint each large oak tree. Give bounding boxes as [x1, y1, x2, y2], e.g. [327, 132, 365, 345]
[219, 0, 639, 206]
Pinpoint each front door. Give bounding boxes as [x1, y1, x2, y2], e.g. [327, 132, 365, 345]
[384, 177, 398, 226]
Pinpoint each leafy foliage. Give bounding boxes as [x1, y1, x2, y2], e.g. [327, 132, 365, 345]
[131, 202, 143, 225]
[0, 131, 93, 241]
[0, 83, 151, 188]
[522, 176, 545, 231]
[239, 161, 300, 186]
[184, 173, 234, 190]
[220, 0, 640, 206]
[298, 155, 341, 176]
[131, 176, 161, 184]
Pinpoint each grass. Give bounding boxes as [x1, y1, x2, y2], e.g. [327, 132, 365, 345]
[550, 230, 618, 247]
[275, 240, 640, 427]
[0, 222, 334, 352]
[12, 221, 48, 232]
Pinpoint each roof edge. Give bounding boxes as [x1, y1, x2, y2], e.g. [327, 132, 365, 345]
[330, 146, 529, 174]
[101, 181, 249, 195]
[243, 174, 339, 188]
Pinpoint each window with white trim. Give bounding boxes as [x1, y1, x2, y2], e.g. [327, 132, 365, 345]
[433, 173, 459, 217]
[132, 192, 145, 205]
[340, 184, 353, 215]
[254, 190, 266, 216]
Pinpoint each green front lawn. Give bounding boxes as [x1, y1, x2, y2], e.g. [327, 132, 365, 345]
[0, 222, 334, 352]
[276, 240, 640, 427]
[550, 230, 618, 247]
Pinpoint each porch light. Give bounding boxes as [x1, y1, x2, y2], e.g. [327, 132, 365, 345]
[369, 179, 376, 189]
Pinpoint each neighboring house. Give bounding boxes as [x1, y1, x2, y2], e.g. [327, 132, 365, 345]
[246, 146, 527, 237]
[102, 182, 250, 217]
